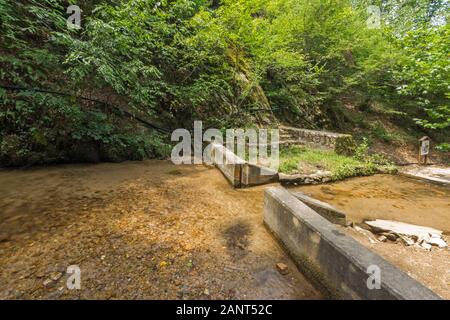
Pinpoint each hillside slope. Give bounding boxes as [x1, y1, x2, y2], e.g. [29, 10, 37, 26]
[1, 0, 448, 166]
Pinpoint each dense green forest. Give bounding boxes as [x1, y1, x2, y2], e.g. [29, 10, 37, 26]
[0, 0, 449, 166]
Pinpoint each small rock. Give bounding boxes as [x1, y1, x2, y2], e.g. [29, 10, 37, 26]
[276, 263, 289, 275]
[321, 186, 337, 195]
[345, 221, 354, 228]
[49, 271, 63, 281]
[174, 279, 182, 286]
[177, 285, 190, 299]
[204, 288, 210, 296]
[377, 235, 387, 242]
[178, 231, 185, 235]
[381, 232, 398, 241]
[43, 278, 54, 288]
[47, 290, 62, 299]
[420, 242, 432, 250]
[399, 235, 415, 246]
[427, 237, 447, 248]
[0, 234, 11, 243]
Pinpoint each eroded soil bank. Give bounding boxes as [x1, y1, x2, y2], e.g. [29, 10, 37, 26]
[0, 161, 322, 300]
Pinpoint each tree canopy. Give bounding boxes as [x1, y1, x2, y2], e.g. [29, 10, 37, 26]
[1, 0, 449, 166]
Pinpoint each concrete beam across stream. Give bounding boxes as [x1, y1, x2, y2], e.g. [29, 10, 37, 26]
[264, 187, 442, 300]
[210, 143, 279, 188]
[210, 143, 245, 187]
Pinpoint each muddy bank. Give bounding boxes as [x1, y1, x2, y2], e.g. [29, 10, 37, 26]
[0, 161, 322, 300]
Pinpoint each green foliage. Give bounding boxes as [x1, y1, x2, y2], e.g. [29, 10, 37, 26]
[436, 143, 450, 152]
[354, 137, 393, 165]
[1, 0, 448, 166]
[0, 0, 171, 166]
[279, 145, 396, 180]
[370, 122, 401, 143]
[335, 135, 356, 155]
[204, 0, 395, 126]
[59, 0, 265, 129]
[354, 137, 370, 161]
[393, 24, 450, 130]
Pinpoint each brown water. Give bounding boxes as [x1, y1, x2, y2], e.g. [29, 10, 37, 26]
[290, 174, 450, 233]
[0, 161, 322, 299]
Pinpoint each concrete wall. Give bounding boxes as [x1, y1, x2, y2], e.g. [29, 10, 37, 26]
[241, 163, 279, 187]
[264, 187, 441, 300]
[210, 143, 279, 188]
[210, 143, 244, 188]
[292, 192, 346, 226]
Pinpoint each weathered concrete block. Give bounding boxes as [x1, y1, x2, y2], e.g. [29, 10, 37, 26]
[292, 192, 346, 226]
[264, 187, 441, 300]
[241, 163, 279, 187]
[211, 144, 244, 188]
[210, 143, 279, 188]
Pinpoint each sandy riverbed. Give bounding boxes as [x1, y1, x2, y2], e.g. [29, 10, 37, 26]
[0, 161, 322, 300]
[290, 174, 450, 299]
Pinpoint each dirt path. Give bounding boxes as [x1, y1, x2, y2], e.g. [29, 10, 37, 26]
[0, 161, 322, 300]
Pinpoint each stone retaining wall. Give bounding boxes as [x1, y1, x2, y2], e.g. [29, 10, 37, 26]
[280, 126, 355, 155]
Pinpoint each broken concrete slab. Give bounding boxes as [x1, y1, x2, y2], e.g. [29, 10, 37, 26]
[400, 165, 450, 187]
[365, 220, 442, 236]
[354, 226, 378, 244]
[365, 220, 447, 249]
[264, 187, 442, 300]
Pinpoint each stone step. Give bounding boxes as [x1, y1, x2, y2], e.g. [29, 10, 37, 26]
[247, 140, 303, 148]
[279, 125, 345, 138]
